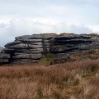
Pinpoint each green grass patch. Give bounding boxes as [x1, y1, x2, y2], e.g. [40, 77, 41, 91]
[40, 53, 55, 65]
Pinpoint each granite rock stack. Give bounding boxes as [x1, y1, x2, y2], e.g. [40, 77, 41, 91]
[0, 33, 99, 64]
[0, 33, 56, 64]
[51, 33, 99, 62]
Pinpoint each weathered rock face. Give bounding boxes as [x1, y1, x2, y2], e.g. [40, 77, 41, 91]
[0, 33, 57, 64]
[0, 33, 99, 64]
[51, 33, 99, 62]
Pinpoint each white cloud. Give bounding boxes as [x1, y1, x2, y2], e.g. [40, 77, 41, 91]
[0, 17, 94, 47]
[0, 0, 99, 47]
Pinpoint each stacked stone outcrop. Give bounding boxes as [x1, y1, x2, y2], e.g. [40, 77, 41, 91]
[0, 34, 43, 63]
[51, 33, 99, 62]
[0, 33, 99, 64]
[0, 33, 57, 64]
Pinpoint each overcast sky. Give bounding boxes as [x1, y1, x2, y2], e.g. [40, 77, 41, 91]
[0, 0, 99, 47]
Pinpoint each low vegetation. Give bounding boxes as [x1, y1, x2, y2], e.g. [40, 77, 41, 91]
[0, 59, 99, 99]
[40, 53, 55, 65]
[71, 49, 99, 61]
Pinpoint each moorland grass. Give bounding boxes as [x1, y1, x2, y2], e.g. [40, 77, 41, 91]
[0, 59, 99, 99]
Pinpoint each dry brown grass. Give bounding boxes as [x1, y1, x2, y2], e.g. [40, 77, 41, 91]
[40, 33, 58, 37]
[59, 33, 75, 36]
[86, 33, 99, 37]
[71, 49, 99, 61]
[0, 60, 99, 99]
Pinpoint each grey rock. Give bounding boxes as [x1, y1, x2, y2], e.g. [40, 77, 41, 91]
[28, 44, 43, 48]
[29, 48, 44, 52]
[0, 59, 9, 63]
[1, 33, 99, 64]
[30, 34, 42, 39]
[78, 44, 92, 50]
[29, 42, 42, 45]
[55, 34, 79, 40]
[12, 59, 38, 64]
[19, 39, 42, 42]
[12, 53, 42, 59]
[43, 47, 50, 53]
[15, 50, 43, 54]
[3, 48, 15, 52]
[51, 46, 78, 53]
[9, 43, 43, 49]
[41, 33, 57, 39]
[8, 43, 28, 49]
[15, 48, 43, 53]
[15, 35, 31, 40]
[0, 53, 10, 59]
[4, 41, 21, 47]
[43, 43, 51, 47]
[42, 40, 49, 43]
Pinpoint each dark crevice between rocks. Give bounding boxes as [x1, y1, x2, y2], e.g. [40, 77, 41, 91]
[9, 51, 15, 63]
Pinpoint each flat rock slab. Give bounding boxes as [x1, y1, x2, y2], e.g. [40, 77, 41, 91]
[3, 48, 15, 52]
[19, 39, 42, 42]
[4, 41, 21, 47]
[55, 34, 91, 39]
[12, 59, 38, 64]
[30, 42, 42, 45]
[51, 45, 79, 53]
[12, 53, 42, 59]
[9, 44, 43, 49]
[15, 50, 42, 54]
[15, 35, 31, 40]
[0, 59, 9, 63]
[30, 34, 42, 39]
[0, 53, 10, 59]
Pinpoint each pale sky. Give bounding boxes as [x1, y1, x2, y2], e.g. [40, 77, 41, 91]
[0, 0, 99, 47]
